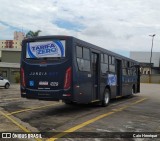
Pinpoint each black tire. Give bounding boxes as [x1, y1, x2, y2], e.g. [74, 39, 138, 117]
[63, 100, 73, 105]
[132, 85, 136, 95]
[126, 87, 134, 98]
[5, 83, 10, 89]
[129, 87, 134, 98]
[101, 89, 110, 107]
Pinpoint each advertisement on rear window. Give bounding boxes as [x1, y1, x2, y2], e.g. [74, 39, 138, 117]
[26, 40, 65, 58]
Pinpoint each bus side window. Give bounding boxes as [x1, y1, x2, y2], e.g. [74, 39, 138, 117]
[109, 56, 115, 73]
[122, 60, 127, 68]
[122, 68, 127, 76]
[109, 56, 112, 64]
[76, 46, 82, 58]
[77, 58, 84, 71]
[101, 54, 108, 74]
[112, 56, 115, 65]
[104, 54, 108, 64]
[133, 68, 137, 76]
[101, 54, 104, 63]
[83, 47, 90, 60]
[83, 47, 90, 71]
[76, 46, 91, 72]
[128, 69, 132, 76]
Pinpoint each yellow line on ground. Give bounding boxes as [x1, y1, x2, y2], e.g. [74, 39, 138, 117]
[2, 98, 20, 101]
[0, 110, 42, 141]
[47, 98, 147, 141]
[47, 112, 114, 141]
[112, 105, 129, 112]
[112, 98, 147, 112]
[131, 98, 147, 105]
[7, 103, 61, 116]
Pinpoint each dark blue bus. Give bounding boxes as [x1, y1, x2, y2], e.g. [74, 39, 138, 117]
[20, 36, 140, 106]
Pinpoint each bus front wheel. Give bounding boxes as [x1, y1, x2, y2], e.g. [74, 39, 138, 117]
[101, 89, 110, 107]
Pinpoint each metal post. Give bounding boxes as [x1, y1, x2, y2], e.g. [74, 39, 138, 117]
[149, 34, 156, 65]
[149, 34, 156, 83]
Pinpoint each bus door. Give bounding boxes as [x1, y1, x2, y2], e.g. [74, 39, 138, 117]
[91, 52, 100, 100]
[136, 65, 140, 93]
[116, 59, 122, 96]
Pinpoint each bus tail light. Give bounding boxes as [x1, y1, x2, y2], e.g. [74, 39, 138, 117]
[21, 67, 26, 87]
[64, 67, 72, 89]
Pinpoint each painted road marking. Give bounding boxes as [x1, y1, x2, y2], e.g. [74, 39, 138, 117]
[47, 98, 147, 141]
[0, 110, 42, 141]
[7, 103, 61, 116]
[48, 112, 115, 141]
[1, 98, 20, 101]
[111, 96, 137, 106]
[5, 95, 137, 115]
[112, 98, 147, 111]
[131, 98, 147, 104]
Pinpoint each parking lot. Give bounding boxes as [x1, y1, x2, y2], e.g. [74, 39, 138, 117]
[0, 83, 160, 141]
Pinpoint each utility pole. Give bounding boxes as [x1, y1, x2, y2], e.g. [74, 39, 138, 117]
[149, 34, 156, 83]
[149, 34, 156, 67]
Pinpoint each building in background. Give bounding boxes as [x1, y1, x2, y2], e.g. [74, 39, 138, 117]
[14, 31, 25, 42]
[0, 62, 20, 83]
[0, 49, 21, 83]
[130, 51, 160, 74]
[0, 31, 24, 82]
[1, 49, 21, 63]
[130, 51, 160, 83]
[0, 40, 21, 49]
[0, 31, 25, 57]
[0, 31, 25, 49]
[130, 51, 160, 67]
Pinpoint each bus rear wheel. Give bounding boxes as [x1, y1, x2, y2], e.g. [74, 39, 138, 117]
[63, 100, 73, 105]
[101, 89, 110, 107]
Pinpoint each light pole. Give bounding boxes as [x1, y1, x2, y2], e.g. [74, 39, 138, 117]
[148, 34, 155, 83]
[149, 34, 156, 66]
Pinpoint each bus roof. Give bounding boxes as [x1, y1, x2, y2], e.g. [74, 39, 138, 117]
[23, 35, 139, 64]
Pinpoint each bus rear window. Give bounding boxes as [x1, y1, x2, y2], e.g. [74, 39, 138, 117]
[26, 40, 65, 59]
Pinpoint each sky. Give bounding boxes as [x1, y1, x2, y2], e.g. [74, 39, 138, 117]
[0, 0, 160, 57]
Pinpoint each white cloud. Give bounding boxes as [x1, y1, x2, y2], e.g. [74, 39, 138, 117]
[0, 23, 8, 30]
[0, 0, 160, 56]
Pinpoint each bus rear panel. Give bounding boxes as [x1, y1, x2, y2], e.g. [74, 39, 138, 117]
[21, 36, 74, 101]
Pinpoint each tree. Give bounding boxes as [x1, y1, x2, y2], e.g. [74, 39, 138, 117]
[26, 30, 41, 38]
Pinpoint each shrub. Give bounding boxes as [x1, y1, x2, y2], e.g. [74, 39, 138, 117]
[15, 73, 20, 83]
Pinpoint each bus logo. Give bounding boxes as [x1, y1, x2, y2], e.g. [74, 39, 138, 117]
[108, 74, 117, 86]
[29, 81, 34, 86]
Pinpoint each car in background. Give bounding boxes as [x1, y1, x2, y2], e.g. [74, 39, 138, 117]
[0, 76, 10, 89]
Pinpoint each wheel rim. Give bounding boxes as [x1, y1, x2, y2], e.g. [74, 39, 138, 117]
[132, 88, 134, 94]
[104, 91, 109, 104]
[6, 84, 9, 88]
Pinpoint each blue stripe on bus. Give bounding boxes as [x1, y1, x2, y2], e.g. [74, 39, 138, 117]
[53, 40, 64, 57]
[28, 43, 36, 58]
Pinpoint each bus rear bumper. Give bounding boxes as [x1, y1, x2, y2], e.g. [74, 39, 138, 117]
[21, 88, 73, 101]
